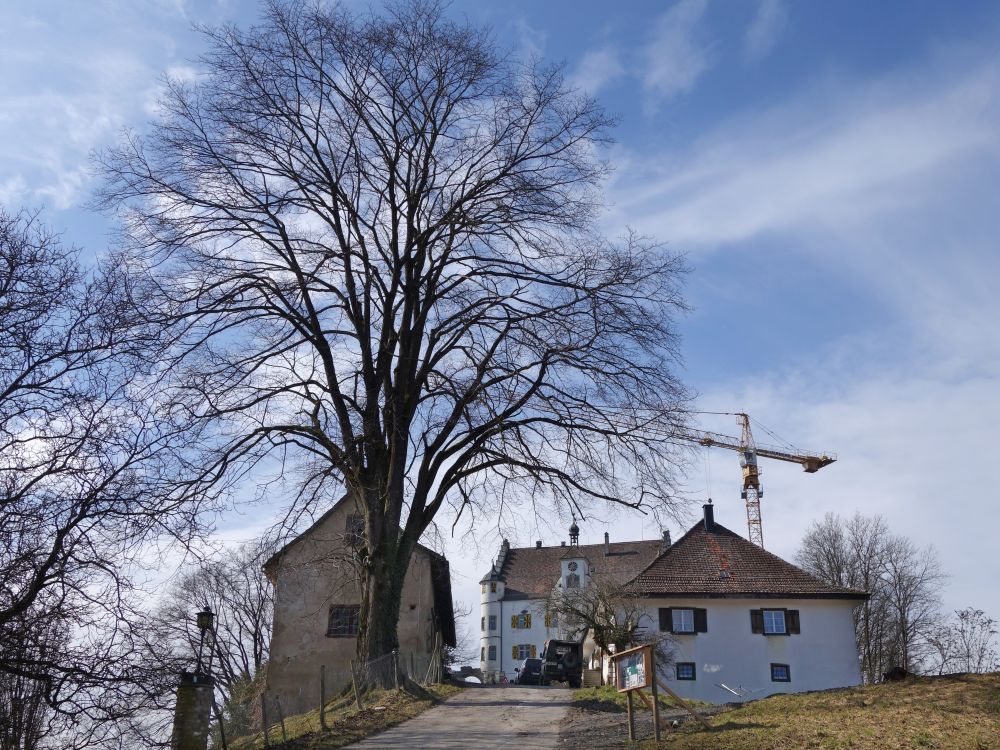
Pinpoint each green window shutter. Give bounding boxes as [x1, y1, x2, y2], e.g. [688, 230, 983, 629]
[694, 608, 708, 633]
[787, 609, 801, 634]
[511, 614, 518, 629]
[750, 609, 764, 634]
[531, 645, 537, 658]
[512, 645, 518, 659]
[525, 613, 531, 628]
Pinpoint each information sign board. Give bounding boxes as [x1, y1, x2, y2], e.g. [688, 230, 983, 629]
[612, 644, 653, 693]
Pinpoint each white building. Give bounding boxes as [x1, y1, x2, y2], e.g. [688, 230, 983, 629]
[479, 522, 667, 683]
[479, 503, 867, 701]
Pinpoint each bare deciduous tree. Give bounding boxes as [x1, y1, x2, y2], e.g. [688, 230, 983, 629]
[0, 206, 205, 747]
[99, 1, 690, 665]
[797, 512, 945, 681]
[927, 608, 999, 675]
[150, 540, 274, 741]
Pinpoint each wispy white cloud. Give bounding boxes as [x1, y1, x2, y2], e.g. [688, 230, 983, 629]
[512, 17, 546, 62]
[568, 46, 625, 95]
[744, 0, 789, 62]
[640, 0, 714, 108]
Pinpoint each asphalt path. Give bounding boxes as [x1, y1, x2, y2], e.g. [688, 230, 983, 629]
[343, 684, 573, 749]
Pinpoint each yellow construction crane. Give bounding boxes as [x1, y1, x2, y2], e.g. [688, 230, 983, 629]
[682, 412, 835, 549]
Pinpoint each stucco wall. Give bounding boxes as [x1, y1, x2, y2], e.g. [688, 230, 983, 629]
[266, 502, 440, 715]
[480, 597, 567, 681]
[639, 598, 862, 703]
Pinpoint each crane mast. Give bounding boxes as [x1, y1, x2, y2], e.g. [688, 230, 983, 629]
[684, 413, 835, 549]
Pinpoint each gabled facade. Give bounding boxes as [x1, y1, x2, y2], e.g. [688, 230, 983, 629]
[478, 532, 665, 681]
[478, 503, 867, 701]
[626, 503, 867, 702]
[264, 496, 456, 715]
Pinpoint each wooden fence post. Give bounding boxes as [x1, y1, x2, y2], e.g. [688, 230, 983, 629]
[261, 692, 270, 749]
[276, 695, 287, 742]
[320, 664, 328, 730]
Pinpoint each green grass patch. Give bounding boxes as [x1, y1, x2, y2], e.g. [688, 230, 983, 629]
[637, 672, 1000, 750]
[229, 682, 461, 750]
[573, 683, 712, 713]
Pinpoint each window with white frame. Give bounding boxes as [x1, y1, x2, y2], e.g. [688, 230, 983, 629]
[671, 608, 695, 633]
[488, 645, 497, 661]
[489, 615, 497, 631]
[676, 662, 696, 680]
[763, 609, 786, 635]
[515, 644, 533, 660]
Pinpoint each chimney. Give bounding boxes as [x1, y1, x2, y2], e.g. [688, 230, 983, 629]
[535, 540, 542, 548]
[703, 501, 715, 532]
[561, 541, 566, 547]
[604, 532, 610, 555]
[661, 529, 672, 554]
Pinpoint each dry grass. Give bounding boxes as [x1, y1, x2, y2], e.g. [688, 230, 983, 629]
[573, 683, 713, 713]
[228, 682, 462, 750]
[641, 673, 1000, 750]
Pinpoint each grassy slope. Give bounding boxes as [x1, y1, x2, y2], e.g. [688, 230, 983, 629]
[639, 673, 1000, 750]
[229, 683, 461, 750]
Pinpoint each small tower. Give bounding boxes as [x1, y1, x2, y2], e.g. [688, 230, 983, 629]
[569, 520, 580, 546]
[479, 539, 509, 681]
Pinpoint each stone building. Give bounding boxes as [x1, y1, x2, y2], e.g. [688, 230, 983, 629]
[264, 496, 455, 715]
[479, 503, 867, 702]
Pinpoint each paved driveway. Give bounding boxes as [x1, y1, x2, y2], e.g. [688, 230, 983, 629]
[343, 685, 572, 749]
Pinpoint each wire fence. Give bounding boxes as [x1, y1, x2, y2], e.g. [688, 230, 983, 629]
[245, 633, 447, 748]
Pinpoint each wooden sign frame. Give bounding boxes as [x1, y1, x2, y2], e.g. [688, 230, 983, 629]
[612, 643, 653, 693]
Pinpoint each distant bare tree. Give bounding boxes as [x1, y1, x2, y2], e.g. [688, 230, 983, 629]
[99, 0, 690, 667]
[927, 608, 999, 675]
[0, 206, 204, 747]
[545, 577, 671, 677]
[797, 513, 945, 681]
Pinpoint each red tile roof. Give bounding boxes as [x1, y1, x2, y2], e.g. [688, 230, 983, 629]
[626, 521, 867, 599]
[498, 540, 663, 600]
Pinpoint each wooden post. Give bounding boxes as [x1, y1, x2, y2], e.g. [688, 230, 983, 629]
[650, 651, 661, 742]
[410, 651, 415, 680]
[320, 665, 327, 730]
[276, 695, 287, 742]
[656, 677, 711, 729]
[351, 660, 364, 710]
[261, 692, 270, 749]
[626, 690, 635, 741]
[393, 649, 400, 690]
[637, 690, 671, 733]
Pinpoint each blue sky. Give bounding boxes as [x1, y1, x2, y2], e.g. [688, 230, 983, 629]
[3, 0, 999, 641]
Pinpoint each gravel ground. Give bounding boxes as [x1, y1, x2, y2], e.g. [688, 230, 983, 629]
[557, 697, 730, 748]
[343, 684, 573, 749]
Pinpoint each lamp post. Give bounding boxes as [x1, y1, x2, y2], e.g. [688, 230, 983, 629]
[170, 606, 217, 750]
[195, 605, 215, 675]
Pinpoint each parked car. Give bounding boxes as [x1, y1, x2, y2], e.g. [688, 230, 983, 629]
[514, 658, 543, 685]
[540, 638, 583, 688]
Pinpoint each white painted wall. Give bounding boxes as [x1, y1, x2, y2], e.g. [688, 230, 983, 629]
[641, 598, 862, 703]
[480, 596, 561, 680]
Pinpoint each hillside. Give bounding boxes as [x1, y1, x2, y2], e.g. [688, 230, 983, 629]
[639, 673, 1000, 750]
